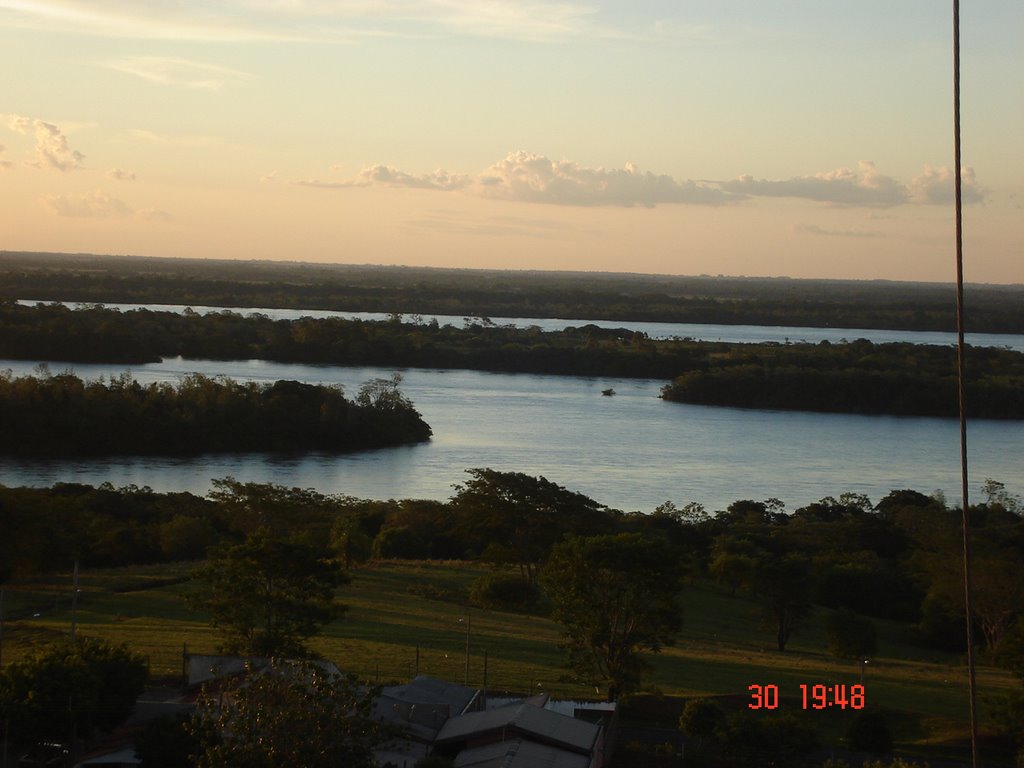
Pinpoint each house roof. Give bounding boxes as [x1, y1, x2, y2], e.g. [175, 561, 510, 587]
[383, 675, 479, 712]
[453, 739, 591, 768]
[373, 738, 430, 766]
[74, 747, 140, 767]
[435, 701, 600, 755]
[374, 675, 479, 741]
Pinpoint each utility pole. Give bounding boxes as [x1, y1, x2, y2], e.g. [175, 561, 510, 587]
[70, 560, 79, 641]
[464, 611, 471, 687]
[951, 3, 978, 767]
[482, 648, 488, 708]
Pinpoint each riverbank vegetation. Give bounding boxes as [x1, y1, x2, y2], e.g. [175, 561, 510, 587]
[4, 250, 1024, 333]
[1, 473, 1022, 763]
[3, 301, 1024, 418]
[0, 370, 430, 456]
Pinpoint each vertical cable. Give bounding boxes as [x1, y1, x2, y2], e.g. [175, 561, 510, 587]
[952, 3, 978, 767]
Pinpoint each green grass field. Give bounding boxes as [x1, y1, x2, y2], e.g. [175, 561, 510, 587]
[1, 559, 1018, 762]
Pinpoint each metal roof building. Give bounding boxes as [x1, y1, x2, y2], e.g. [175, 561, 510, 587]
[434, 700, 606, 768]
[454, 739, 592, 768]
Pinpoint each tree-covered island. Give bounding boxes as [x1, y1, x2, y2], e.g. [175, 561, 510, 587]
[660, 337, 1024, 418]
[0, 370, 430, 456]
[2, 301, 1023, 419]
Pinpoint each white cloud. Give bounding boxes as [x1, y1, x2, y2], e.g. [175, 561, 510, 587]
[297, 165, 471, 191]
[0, 143, 11, 169]
[907, 165, 985, 205]
[43, 189, 131, 217]
[0, 0, 302, 41]
[296, 153, 988, 211]
[360, 164, 471, 190]
[721, 161, 985, 208]
[3, 114, 84, 171]
[0, 0, 606, 43]
[721, 161, 906, 208]
[796, 224, 879, 239]
[476, 151, 734, 206]
[105, 56, 252, 89]
[106, 168, 136, 181]
[301, 151, 736, 207]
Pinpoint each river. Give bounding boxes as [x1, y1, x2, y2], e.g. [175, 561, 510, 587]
[1, 356, 1019, 513]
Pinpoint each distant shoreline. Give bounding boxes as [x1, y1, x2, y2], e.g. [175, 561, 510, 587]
[3, 302, 1024, 419]
[3, 250, 1023, 333]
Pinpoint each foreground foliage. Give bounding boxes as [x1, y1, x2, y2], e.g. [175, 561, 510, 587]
[190, 660, 385, 768]
[0, 638, 147, 753]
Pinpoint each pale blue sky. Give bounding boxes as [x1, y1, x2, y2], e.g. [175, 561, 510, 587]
[1, 1, 1021, 282]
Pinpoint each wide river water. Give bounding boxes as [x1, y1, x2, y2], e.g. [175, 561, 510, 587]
[1, 355, 1020, 513]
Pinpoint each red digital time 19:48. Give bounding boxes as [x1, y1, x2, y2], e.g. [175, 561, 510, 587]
[801, 683, 865, 710]
[747, 683, 865, 710]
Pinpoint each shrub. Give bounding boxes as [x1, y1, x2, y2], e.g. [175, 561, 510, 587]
[469, 573, 541, 612]
[679, 697, 727, 740]
[825, 608, 878, 659]
[847, 711, 893, 755]
[372, 526, 430, 559]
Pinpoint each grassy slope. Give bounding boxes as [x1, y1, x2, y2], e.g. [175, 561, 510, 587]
[1, 560, 1016, 760]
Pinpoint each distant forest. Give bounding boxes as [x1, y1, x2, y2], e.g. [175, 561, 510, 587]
[2, 301, 1023, 419]
[3, 251, 1024, 333]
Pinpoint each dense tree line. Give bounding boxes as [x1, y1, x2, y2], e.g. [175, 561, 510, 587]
[0, 301, 704, 377]
[0, 370, 430, 456]
[4, 472, 1022, 664]
[3, 302, 1024, 417]
[661, 337, 1024, 418]
[4, 251, 1024, 332]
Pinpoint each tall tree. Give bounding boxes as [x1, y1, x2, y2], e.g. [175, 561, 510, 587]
[452, 468, 614, 585]
[753, 555, 813, 652]
[189, 528, 347, 657]
[190, 661, 384, 768]
[207, 478, 344, 539]
[0, 638, 147, 753]
[540, 533, 685, 701]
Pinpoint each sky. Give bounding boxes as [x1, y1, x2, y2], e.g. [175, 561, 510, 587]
[1, 1, 1022, 283]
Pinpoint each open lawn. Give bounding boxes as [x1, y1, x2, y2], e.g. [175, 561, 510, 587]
[1, 560, 1017, 762]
